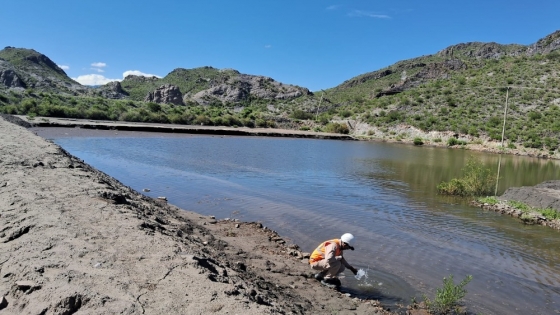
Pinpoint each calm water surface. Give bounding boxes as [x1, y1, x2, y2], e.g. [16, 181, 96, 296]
[35, 127, 560, 315]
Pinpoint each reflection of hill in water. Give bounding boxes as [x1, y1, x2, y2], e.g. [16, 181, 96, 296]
[355, 145, 560, 198]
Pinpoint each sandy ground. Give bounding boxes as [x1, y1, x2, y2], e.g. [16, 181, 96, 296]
[0, 115, 400, 314]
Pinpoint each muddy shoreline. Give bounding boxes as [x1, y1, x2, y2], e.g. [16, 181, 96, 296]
[0, 116, 399, 314]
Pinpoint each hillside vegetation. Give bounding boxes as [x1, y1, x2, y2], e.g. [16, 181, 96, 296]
[1, 30, 559, 157]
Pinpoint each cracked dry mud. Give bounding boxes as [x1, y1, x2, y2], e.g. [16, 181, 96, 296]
[0, 116, 394, 314]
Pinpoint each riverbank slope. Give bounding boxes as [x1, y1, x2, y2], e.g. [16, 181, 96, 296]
[17, 115, 558, 161]
[0, 116, 396, 314]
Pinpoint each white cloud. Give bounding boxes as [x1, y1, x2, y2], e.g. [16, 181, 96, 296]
[264, 44, 272, 49]
[348, 10, 390, 19]
[326, 5, 341, 10]
[72, 74, 120, 85]
[123, 70, 161, 78]
[58, 64, 70, 70]
[72, 70, 161, 86]
[91, 68, 105, 73]
[91, 62, 107, 68]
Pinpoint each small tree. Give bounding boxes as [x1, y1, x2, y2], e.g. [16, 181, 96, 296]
[424, 275, 473, 315]
[437, 156, 496, 196]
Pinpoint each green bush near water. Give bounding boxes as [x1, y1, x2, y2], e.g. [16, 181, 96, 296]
[423, 275, 473, 315]
[437, 157, 496, 196]
[323, 122, 349, 134]
[413, 137, 424, 145]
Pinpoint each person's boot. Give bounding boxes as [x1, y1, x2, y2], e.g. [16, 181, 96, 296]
[320, 279, 337, 289]
[321, 277, 341, 288]
[327, 278, 341, 287]
[314, 271, 327, 281]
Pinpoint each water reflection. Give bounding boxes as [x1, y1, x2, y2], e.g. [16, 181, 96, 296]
[34, 128, 560, 315]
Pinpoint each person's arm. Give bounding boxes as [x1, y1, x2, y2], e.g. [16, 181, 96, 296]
[340, 257, 358, 275]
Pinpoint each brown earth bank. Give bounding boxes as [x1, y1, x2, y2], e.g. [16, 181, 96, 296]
[1, 115, 415, 314]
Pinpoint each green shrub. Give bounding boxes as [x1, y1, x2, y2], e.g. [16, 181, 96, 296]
[339, 109, 353, 118]
[424, 275, 472, 315]
[478, 196, 499, 205]
[507, 201, 560, 220]
[413, 137, 424, 145]
[290, 109, 313, 120]
[540, 208, 560, 220]
[147, 102, 161, 112]
[1, 105, 18, 114]
[447, 138, 458, 146]
[437, 156, 496, 196]
[86, 109, 109, 120]
[508, 200, 530, 212]
[324, 122, 349, 134]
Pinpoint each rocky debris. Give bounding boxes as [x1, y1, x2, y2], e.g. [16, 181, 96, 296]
[145, 84, 183, 105]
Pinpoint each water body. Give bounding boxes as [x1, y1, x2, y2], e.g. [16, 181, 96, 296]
[35, 127, 560, 315]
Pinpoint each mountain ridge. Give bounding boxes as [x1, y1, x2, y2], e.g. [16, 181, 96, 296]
[1, 30, 560, 157]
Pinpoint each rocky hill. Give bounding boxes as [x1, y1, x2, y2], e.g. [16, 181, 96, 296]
[0, 47, 310, 106]
[121, 67, 311, 105]
[330, 31, 560, 99]
[1, 31, 560, 156]
[0, 47, 86, 95]
[314, 30, 560, 155]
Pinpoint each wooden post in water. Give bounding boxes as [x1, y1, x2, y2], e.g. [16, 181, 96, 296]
[495, 87, 510, 196]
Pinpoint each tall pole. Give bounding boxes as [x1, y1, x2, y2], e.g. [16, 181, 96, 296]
[316, 91, 324, 122]
[500, 87, 510, 147]
[495, 87, 510, 196]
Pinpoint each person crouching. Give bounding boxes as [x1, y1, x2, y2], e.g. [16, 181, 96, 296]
[309, 233, 358, 288]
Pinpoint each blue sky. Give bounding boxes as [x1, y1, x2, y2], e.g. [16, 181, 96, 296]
[3, 1, 559, 91]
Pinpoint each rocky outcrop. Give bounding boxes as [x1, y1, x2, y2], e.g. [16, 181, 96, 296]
[145, 84, 183, 105]
[0, 60, 25, 88]
[123, 74, 159, 83]
[96, 81, 129, 99]
[375, 59, 466, 97]
[190, 75, 310, 105]
[526, 30, 560, 55]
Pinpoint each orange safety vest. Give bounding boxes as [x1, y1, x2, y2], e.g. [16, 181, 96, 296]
[309, 239, 342, 264]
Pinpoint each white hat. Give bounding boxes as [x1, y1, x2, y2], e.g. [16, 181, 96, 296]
[340, 233, 354, 245]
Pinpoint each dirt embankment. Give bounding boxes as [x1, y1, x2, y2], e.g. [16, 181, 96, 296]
[0, 116, 398, 314]
[471, 181, 560, 230]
